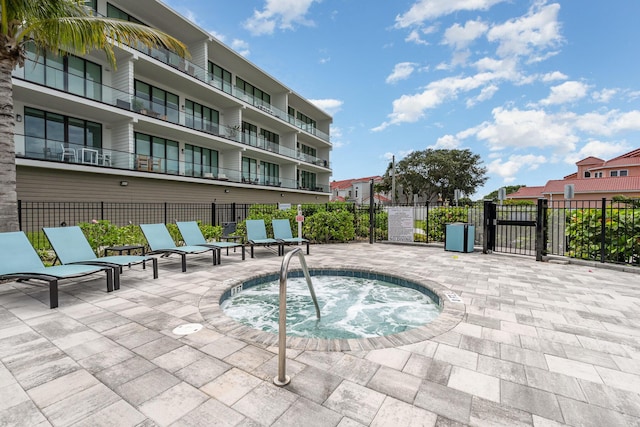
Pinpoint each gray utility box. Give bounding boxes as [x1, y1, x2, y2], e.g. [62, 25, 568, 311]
[444, 223, 475, 253]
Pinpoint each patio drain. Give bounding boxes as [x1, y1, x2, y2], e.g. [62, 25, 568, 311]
[172, 323, 203, 335]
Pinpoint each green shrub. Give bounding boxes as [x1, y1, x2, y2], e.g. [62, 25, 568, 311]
[303, 210, 355, 243]
[425, 207, 469, 242]
[356, 211, 388, 240]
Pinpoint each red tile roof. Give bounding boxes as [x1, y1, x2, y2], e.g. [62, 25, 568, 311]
[507, 186, 545, 198]
[576, 156, 604, 166]
[331, 176, 382, 190]
[543, 176, 640, 193]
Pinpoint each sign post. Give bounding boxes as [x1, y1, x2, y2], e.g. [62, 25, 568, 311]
[296, 204, 304, 243]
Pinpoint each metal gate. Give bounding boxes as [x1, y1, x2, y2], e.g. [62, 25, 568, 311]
[483, 199, 548, 260]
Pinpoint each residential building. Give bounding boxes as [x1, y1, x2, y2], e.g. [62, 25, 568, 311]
[330, 176, 390, 205]
[507, 148, 640, 202]
[12, 0, 332, 204]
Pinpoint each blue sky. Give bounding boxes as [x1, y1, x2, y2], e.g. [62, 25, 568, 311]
[161, 0, 640, 198]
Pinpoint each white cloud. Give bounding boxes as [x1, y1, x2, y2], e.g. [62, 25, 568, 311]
[209, 30, 226, 43]
[430, 134, 461, 149]
[395, 0, 507, 28]
[539, 81, 589, 105]
[592, 88, 617, 103]
[383, 150, 414, 161]
[487, 3, 562, 59]
[487, 154, 547, 183]
[442, 20, 488, 50]
[466, 84, 499, 107]
[309, 98, 343, 116]
[243, 0, 319, 35]
[231, 39, 250, 57]
[541, 71, 567, 82]
[386, 62, 418, 84]
[564, 139, 632, 165]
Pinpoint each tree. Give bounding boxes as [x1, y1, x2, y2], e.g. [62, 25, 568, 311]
[0, 0, 188, 232]
[483, 185, 525, 201]
[379, 149, 487, 204]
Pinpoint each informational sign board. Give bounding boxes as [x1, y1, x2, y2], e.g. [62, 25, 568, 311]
[278, 203, 292, 210]
[387, 207, 414, 242]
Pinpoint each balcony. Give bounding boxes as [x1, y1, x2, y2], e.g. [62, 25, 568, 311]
[13, 59, 331, 169]
[14, 135, 329, 193]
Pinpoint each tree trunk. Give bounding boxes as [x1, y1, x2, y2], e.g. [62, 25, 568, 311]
[0, 59, 18, 232]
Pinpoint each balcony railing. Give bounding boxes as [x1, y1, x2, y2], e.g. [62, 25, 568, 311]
[14, 59, 331, 170]
[14, 135, 329, 193]
[133, 44, 331, 143]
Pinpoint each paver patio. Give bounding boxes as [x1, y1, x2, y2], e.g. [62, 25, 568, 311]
[0, 242, 639, 426]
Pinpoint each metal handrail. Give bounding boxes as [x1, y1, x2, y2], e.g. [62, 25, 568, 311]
[273, 247, 320, 386]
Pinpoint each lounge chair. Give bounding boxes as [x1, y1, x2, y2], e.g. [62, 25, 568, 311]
[272, 219, 310, 255]
[140, 223, 215, 271]
[245, 219, 283, 258]
[176, 221, 245, 264]
[43, 226, 158, 288]
[0, 231, 114, 309]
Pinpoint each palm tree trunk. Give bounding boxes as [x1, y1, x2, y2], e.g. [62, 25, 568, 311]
[0, 59, 19, 232]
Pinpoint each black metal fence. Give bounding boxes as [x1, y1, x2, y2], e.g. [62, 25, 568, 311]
[17, 198, 640, 267]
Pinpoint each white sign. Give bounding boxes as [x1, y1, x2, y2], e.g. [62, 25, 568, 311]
[278, 203, 292, 210]
[387, 207, 414, 242]
[444, 291, 463, 303]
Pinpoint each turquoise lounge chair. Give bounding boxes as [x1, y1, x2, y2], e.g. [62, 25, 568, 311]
[43, 226, 158, 288]
[272, 219, 310, 255]
[140, 223, 215, 271]
[0, 231, 114, 309]
[176, 221, 245, 264]
[245, 219, 283, 258]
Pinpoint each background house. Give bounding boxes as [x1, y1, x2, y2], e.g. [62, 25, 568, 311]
[330, 176, 390, 205]
[507, 148, 640, 202]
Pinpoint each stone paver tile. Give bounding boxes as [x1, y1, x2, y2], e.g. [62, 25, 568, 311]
[371, 396, 438, 427]
[251, 353, 307, 382]
[524, 366, 585, 401]
[139, 382, 208, 427]
[477, 355, 526, 384]
[557, 395, 630, 427]
[77, 344, 135, 374]
[519, 336, 566, 358]
[331, 353, 380, 385]
[175, 356, 231, 388]
[544, 354, 602, 383]
[536, 329, 581, 347]
[402, 353, 432, 377]
[273, 396, 342, 427]
[336, 417, 365, 427]
[579, 379, 640, 418]
[232, 382, 298, 426]
[172, 398, 245, 427]
[27, 369, 98, 408]
[41, 383, 120, 426]
[485, 308, 517, 323]
[222, 344, 274, 371]
[414, 380, 472, 424]
[531, 415, 567, 427]
[132, 336, 183, 360]
[433, 331, 462, 347]
[500, 380, 563, 422]
[433, 344, 478, 370]
[562, 344, 618, 369]
[501, 344, 548, 369]
[12, 355, 80, 390]
[294, 350, 344, 371]
[64, 337, 121, 361]
[576, 335, 630, 357]
[459, 335, 501, 358]
[595, 366, 640, 394]
[447, 366, 500, 402]
[324, 380, 386, 425]
[481, 327, 521, 346]
[434, 415, 468, 427]
[177, 328, 224, 349]
[70, 399, 147, 427]
[367, 366, 422, 403]
[0, 382, 31, 411]
[0, 400, 49, 427]
[115, 329, 165, 349]
[52, 329, 103, 351]
[469, 397, 533, 427]
[501, 321, 538, 337]
[200, 336, 247, 359]
[365, 348, 411, 370]
[400, 340, 438, 358]
[426, 358, 453, 385]
[152, 345, 205, 373]
[452, 322, 483, 338]
[94, 356, 157, 389]
[286, 365, 343, 404]
[200, 368, 262, 406]
[115, 368, 181, 406]
[26, 314, 88, 341]
[612, 354, 640, 374]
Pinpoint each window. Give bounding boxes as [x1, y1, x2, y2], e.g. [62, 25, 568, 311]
[620, 170, 628, 176]
[611, 170, 628, 177]
[584, 171, 591, 178]
[134, 132, 178, 173]
[208, 62, 232, 94]
[297, 111, 316, 131]
[260, 129, 279, 151]
[184, 100, 219, 134]
[260, 161, 279, 185]
[236, 77, 270, 107]
[594, 172, 603, 178]
[185, 144, 218, 178]
[134, 80, 179, 122]
[106, 3, 144, 23]
[24, 107, 101, 160]
[611, 171, 618, 177]
[242, 157, 258, 182]
[24, 43, 102, 101]
[242, 122, 258, 146]
[84, 0, 97, 13]
[298, 170, 316, 190]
